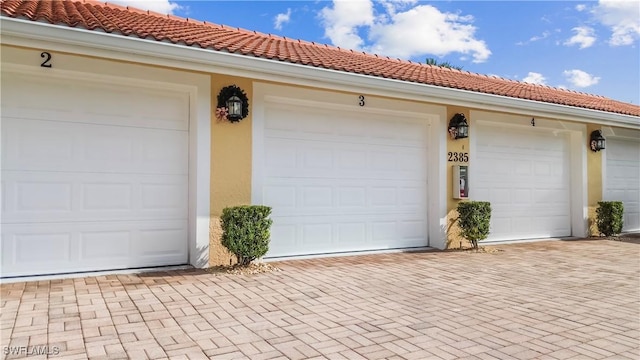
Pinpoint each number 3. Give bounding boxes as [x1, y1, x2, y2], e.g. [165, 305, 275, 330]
[40, 52, 52, 68]
[358, 95, 365, 106]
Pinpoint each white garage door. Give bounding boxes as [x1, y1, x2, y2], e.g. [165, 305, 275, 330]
[605, 139, 640, 232]
[261, 102, 429, 257]
[1, 73, 189, 277]
[475, 125, 571, 241]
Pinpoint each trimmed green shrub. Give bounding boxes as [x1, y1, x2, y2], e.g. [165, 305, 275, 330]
[457, 201, 492, 250]
[596, 201, 624, 237]
[221, 205, 273, 266]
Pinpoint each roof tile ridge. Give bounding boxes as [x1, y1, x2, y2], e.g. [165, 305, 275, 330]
[538, 84, 613, 100]
[165, 13, 188, 22]
[494, 74, 543, 87]
[211, 23, 264, 36]
[166, 23, 432, 70]
[426, 64, 512, 81]
[91, 0, 203, 26]
[488, 76, 607, 102]
[245, 32, 398, 63]
[99, 1, 143, 13]
[258, 31, 328, 47]
[484, 74, 584, 97]
[521, 81, 579, 95]
[554, 86, 591, 96]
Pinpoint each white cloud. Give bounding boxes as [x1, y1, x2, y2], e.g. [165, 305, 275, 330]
[575, 4, 587, 12]
[378, 0, 418, 16]
[274, 8, 292, 30]
[564, 26, 597, 49]
[319, 1, 491, 63]
[320, 0, 375, 50]
[522, 72, 547, 85]
[593, 0, 640, 46]
[563, 69, 601, 87]
[108, 0, 180, 14]
[517, 31, 551, 45]
[530, 31, 551, 42]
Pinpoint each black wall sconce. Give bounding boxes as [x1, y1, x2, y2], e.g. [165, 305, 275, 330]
[590, 130, 606, 152]
[448, 113, 469, 140]
[216, 85, 249, 123]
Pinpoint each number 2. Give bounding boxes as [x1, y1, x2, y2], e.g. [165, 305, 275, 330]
[40, 52, 52, 68]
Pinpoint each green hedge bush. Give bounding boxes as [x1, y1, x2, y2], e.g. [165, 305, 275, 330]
[221, 205, 273, 266]
[596, 201, 624, 237]
[457, 201, 492, 250]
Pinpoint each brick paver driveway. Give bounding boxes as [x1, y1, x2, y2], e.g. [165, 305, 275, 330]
[1, 239, 639, 360]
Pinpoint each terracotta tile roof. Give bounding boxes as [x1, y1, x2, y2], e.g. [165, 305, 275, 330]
[2, 0, 639, 117]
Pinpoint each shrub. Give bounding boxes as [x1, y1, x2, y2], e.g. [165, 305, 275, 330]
[596, 201, 624, 237]
[457, 201, 492, 250]
[221, 205, 273, 266]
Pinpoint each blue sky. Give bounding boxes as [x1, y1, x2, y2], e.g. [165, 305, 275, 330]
[113, 1, 640, 104]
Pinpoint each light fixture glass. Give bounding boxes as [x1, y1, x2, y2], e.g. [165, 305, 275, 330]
[226, 95, 243, 121]
[449, 113, 469, 139]
[590, 130, 606, 152]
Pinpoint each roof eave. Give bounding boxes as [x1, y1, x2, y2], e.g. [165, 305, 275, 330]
[1, 16, 638, 129]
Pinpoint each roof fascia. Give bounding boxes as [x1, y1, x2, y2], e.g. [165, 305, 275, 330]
[1, 17, 638, 129]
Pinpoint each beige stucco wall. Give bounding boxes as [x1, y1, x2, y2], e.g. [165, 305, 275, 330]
[445, 107, 472, 249]
[586, 124, 604, 236]
[209, 74, 254, 266]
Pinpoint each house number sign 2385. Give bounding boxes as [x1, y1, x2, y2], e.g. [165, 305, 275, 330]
[448, 152, 469, 162]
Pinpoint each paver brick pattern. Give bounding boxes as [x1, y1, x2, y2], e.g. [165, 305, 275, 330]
[1, 239, 639, 360]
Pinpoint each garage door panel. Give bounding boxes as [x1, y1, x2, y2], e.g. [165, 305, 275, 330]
[3, 74, 189, 131]
[264, 138, 426, 180]
[270, 205, 427, 218]
[3, 76, 82, 119]
[81, 231, 131, 259]
[1, 220, 187, 277]
[487, 217, 569, 241]
[265, 104, 427, 147]
[135, 226, 188, 257]
[2, 171, 187, 224]
[264, 180, 426, 217]
[1, 72, 190, 277]
[2, 119, 75, 164]
[605, 139, 640, 232]
[263, 104, 429, 257]
[265, 129, 427, 148]
[478, 162, 565, 182]
[2, 118, 188, 174]
[268, 214, 427, 257]
[476, 125, 571, 240]
[269, 214, 427, 256]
